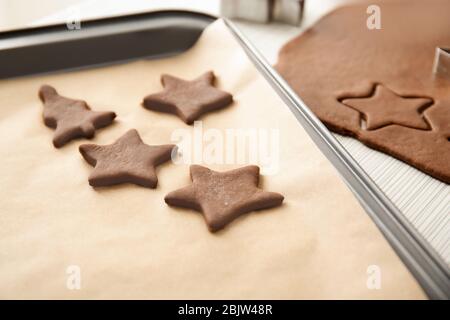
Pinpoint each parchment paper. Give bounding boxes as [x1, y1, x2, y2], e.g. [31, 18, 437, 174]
[0, 20, 425, 299]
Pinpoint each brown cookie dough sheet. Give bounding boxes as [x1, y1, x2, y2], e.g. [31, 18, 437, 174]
[276, 0, 450, 183]
[0, 20, 424, 299]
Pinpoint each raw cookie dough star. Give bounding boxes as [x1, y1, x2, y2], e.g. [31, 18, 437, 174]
[142, 71, 233, 124]
[39, 85, 116, 148]
[341, 84, 432, 130]
[165, 165, 284, 232]
[79, 129, 176, 188]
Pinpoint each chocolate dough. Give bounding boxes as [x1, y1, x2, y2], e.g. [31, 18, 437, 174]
[276, 0, 450, 183]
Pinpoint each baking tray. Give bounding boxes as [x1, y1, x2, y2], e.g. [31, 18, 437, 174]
[0, 10, 448, 299]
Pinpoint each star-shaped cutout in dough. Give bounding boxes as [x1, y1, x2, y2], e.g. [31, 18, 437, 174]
[79, 129, 176, 188]
[341, 84, 433, 130]
[165, 165, 284, 232]
[142, 71, 233, 124]
[39, 85, 116, 148]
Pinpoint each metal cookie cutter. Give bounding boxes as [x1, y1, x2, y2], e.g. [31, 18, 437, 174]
[432, 47, 450, 79]
[220, 0, 305, 26]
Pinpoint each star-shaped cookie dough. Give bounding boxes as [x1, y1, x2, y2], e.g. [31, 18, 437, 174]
[39, 85, 116, 148]
[165, 165, 284, 232]
[142, 71, 233, 124]
[341, 84, 433, 130]
[79, 129, 176, 188]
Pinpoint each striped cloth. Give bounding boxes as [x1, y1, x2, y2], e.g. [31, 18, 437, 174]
[336, 134, 450, 264]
